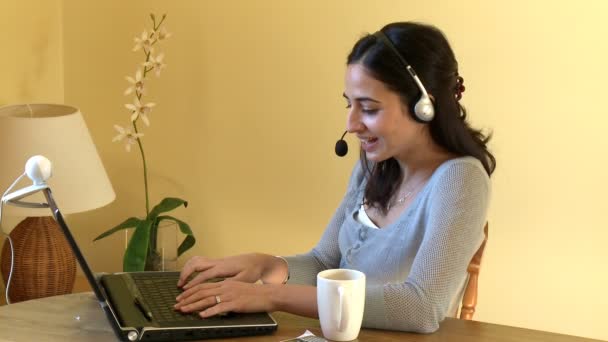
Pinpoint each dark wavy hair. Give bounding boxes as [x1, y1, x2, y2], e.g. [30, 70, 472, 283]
[347, 22, 496, 213]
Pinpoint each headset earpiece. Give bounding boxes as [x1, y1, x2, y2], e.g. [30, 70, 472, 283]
[406, 66, 435, 122]
[413, 93, 434, 122]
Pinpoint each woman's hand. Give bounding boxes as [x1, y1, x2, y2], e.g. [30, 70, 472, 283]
[174, 280, 277, 318]
[177, 253, 287, 289]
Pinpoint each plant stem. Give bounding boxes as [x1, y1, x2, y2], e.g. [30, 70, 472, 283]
[148, 218, 158, 262]
[132, 121, 150, 217]
[135, 42, 153, 217]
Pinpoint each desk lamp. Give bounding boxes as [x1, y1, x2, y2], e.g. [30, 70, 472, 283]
[0, 104, 115, 303]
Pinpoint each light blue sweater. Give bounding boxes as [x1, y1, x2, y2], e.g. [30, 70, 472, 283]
[283, 156, 490, 333]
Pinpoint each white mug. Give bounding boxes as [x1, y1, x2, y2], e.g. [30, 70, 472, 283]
[317, 269, 366, 341]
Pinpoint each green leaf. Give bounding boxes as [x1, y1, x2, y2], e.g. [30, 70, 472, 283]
[157, 215, 196, 256]
[123, 219, 153, 271]
[177, 235, 196, 257]
[148, 197, 188, 221]
[93, 217, 142, 241]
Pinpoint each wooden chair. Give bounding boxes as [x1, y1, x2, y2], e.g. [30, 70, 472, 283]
[459, 222, 489, 320]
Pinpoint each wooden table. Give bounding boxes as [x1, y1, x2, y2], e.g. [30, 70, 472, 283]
[0, 292, 602, 342]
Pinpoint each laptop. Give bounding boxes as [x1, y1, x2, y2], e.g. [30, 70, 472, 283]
[42, 188, 278, 341]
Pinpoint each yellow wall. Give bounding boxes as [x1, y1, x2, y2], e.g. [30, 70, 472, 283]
[2, 0, 607, 340]
[0, 0, 64, 105]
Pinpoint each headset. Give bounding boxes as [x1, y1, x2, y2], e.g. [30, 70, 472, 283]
[374, 31, 435, 123]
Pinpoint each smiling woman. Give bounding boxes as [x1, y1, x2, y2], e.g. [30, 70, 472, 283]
[345, 25, 494, 217]
[174, 21, 494, 334]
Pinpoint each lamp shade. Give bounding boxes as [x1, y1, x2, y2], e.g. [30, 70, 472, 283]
[0, 104, 115, 216]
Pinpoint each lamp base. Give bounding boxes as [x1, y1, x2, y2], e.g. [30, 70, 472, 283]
[1, 216, 76, 303]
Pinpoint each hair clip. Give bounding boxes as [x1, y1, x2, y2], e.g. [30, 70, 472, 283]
[455, 75, 465, 101]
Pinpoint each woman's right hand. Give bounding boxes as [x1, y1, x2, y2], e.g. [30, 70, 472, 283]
[177, 253, 287, 289]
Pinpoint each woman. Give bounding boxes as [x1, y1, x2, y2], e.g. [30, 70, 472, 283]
[174, 22, 495, 333]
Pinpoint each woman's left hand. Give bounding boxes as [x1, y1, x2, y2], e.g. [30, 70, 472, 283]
[174, 279, 277, 318]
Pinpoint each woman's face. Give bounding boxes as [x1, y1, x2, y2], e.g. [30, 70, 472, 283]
[344, 63, 426, 163]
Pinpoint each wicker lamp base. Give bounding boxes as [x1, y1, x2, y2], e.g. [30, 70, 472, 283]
[1, 216, 76, 303]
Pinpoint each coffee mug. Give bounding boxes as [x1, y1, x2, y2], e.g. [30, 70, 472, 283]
[317, 269, 366, 341]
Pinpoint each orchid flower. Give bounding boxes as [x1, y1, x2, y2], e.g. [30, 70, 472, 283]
[125, 97, 156, 126]
[124, 69, 145, 95]
[143, 53, 166, 77]
[112, 124, 144, 152]
[133, 29, 155, 52]
[155, 27, 172, 41]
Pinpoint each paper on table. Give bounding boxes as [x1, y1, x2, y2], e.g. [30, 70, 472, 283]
[280, 330, 328, 342]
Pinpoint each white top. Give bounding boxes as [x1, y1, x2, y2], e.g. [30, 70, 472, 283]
[356, 204, 380, 229]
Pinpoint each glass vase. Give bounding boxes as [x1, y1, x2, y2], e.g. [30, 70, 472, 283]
[124, 220, 179, 271]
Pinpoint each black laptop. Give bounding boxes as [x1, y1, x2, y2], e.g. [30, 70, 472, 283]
[43, 188, 278, 341]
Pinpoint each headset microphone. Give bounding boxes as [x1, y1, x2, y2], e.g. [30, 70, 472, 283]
[335, 131, 348, 157]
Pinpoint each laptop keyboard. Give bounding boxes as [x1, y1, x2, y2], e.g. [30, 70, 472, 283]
[131, 272, 199, 323]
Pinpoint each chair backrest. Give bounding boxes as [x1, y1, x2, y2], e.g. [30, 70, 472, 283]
[459, 222, 489, 320]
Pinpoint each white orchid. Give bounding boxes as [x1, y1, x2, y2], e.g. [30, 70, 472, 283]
[103, 14, 196, 273]
[143, 53, 166, 77]
[133, 29, 155, 52]
[155, 27, 171, 41]
[112, 124, 144, 152]
[124, 69, 145, 95]
[125, 97, 156, 126]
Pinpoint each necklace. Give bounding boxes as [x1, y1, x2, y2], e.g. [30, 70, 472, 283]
[386, 191, 414, 212]
[386, 177, 429, 212]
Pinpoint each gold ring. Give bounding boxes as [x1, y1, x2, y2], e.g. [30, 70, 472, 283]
[215, 295, 221, 304]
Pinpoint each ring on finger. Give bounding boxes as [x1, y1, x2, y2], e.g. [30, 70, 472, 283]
[215, 295, 221, 304]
